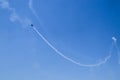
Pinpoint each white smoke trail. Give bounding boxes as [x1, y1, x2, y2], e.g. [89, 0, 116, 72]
[28, 0, 116, 67]
[112, 37, 117, 43]
[32, 26, 114, 67]
[0, 0, 117, 67]
[0, 0, 32, 27]
[112, 37, 120, 64]
[116, 45, 120, 64]
[28, 0, 43, 26]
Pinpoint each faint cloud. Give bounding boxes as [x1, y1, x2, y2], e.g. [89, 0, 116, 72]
[0, 0, 32, 28]
[9, 12, 19, 22]
[0, 0, 9, 9]
[33, 62, 40, 69]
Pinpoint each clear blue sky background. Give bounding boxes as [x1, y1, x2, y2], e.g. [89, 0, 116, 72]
[0, 0, 120, 80]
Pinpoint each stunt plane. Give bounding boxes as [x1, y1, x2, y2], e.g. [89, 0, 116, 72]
[30, 24, 34, 27]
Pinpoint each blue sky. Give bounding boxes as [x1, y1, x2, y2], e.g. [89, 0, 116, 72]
[0, 0, 120, 80]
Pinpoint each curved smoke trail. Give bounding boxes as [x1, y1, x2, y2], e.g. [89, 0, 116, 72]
[32, 26, 114, 67]
[0, 0, 117, 67]
[28, 0, 116, 67]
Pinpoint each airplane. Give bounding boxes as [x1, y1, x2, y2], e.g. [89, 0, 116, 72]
[30, 24, 34, 27]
